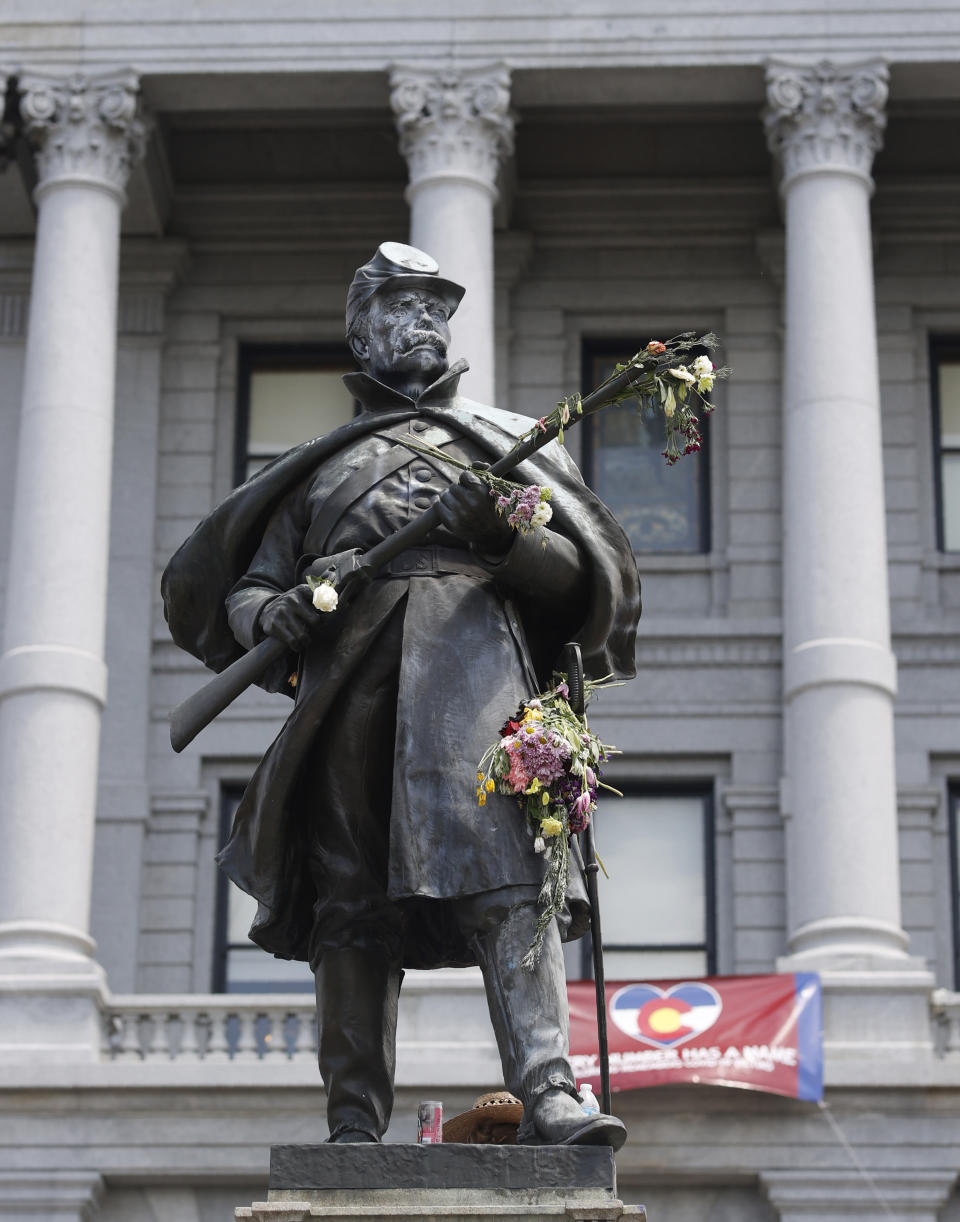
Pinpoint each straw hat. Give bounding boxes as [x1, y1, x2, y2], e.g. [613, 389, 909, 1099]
[442, 1091, 524, 1144]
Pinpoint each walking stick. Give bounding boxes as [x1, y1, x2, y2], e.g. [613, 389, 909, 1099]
[559, 642, 612, 1117]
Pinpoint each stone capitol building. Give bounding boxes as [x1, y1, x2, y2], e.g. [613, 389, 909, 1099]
[0, 3, 959, 1220]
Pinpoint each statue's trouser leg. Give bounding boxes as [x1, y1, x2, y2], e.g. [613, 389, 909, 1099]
[458, 889, 626, 1148]
[458, 890, 577, 1107]
[315, 947, 403, 1141]
[304, 611, 406, 1141]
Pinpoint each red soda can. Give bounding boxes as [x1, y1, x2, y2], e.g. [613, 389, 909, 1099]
[418, 1100, 443, 1144]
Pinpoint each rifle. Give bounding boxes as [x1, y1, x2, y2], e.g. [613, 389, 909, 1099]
[169, 352, 657, 754]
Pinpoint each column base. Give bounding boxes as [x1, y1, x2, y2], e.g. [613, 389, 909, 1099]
[0, 921, 107, 1063]
[777, 943, 935, 1058]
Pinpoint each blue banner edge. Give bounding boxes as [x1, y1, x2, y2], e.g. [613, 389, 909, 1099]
[793, 971, 824, 1101]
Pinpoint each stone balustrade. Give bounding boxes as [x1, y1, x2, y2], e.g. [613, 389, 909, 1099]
[98, 984, 960, 1067]
[103, 994, 318, 1062]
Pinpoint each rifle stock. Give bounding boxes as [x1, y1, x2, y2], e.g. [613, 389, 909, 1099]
[170, 637, 286, 754]
[169, 358, 650, 752]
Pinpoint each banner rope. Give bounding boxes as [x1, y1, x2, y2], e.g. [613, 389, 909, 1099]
[816, 1100, 897, 1220]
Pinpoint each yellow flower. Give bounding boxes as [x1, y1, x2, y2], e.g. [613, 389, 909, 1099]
[485, 779, 495, 792]
[525, 778, 543, 795]
[541, 791, 550, 806]
[540, 816, 563, 837]
[477, 772, 484, 783]
[478, 792, 487, 807]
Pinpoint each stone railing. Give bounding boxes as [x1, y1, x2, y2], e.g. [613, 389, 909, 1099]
[931, 988, 960, 1056]
[99, 968, 501, 1082]
[102, 994, 318, 1061]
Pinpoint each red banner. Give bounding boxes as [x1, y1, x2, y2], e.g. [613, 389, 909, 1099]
[568, 974, 822, 1101]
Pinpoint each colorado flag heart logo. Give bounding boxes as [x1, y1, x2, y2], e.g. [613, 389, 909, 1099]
[610, 982, 723, 1049]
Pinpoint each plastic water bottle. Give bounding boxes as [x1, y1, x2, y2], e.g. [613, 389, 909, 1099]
[579, 1083, 600, 1115]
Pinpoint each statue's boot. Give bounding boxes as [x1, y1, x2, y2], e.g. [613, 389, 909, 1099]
[314, 946, 402, 1143]
[471, 902, 626, 1151]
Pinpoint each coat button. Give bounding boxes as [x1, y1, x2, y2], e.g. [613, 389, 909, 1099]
[412, 420, 429, 433]
[412, 494, 434, 510]
[415, 467, 433, 482]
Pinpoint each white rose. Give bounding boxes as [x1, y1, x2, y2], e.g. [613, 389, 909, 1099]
[530, 502, 553, 528]
[692, 354, 714, 377]
[669, 365, 695, 383]
[312, 583, 339, 613]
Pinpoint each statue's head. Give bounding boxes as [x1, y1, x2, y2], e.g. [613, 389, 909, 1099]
[346, 242, 465, 393]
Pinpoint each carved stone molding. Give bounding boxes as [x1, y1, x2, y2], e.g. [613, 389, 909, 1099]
[760, 1169, 955, 1219]
[764, 58, 888, 189]
[0, 294, 26, 337]
[18, 68, 148, 198]
[0, 68, 15, 172]
[390, 64, 514, 196]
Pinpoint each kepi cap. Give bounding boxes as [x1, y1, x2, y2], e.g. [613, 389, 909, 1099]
[346, 241, 465, 339]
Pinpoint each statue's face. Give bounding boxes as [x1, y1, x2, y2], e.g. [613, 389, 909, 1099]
[358, 287, 451, 384]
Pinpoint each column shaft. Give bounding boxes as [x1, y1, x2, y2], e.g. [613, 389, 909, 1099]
[767, 59, 910, 965]
[391, 65, 513, 408]
[409, 176, 496, 404]
[0, 71, 145, 966]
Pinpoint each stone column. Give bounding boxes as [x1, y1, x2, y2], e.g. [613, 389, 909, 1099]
[0, 70, 146, 1058]
[763, 59, 918, 975]
[390, 65, 514, 407]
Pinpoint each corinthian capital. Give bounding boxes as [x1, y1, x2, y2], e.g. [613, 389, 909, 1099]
[390, 64, 514, 197]
[764, 58, 888, 189]
[18, 69, 147, 198]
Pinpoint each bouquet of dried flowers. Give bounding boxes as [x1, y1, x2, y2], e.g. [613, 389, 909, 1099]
[477, 675, 621, 968]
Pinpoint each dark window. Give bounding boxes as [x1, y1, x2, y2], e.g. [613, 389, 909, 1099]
[580, 785, 716, 981]
[931, 337, 960, 552]
[950, 783, 960, 990]
[235, 343, 357, 486]
[213, 784, 313, 993]
[582, 340, 711, 554]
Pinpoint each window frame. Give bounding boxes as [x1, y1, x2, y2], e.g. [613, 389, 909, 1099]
[212, 781, 243, 994]
[212, 780, 313, 994]
[580, 337, 712, 556]
[578, 781, 717, 981]
[234, 341, 357, 488]
[930, 335, 960, 554]
[949, 782, 960, 991]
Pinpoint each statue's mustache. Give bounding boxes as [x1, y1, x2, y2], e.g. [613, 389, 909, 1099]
[400, 328, 447, 355]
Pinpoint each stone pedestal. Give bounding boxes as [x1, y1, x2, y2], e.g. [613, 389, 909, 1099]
[235, 1145, 644, 1222]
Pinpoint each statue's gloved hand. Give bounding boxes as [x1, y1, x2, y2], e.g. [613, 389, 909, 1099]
[257, 583, 332, 652]
[437, 469, 514, 554]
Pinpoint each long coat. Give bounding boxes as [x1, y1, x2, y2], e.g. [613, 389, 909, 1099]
[162, 361, 641, 968]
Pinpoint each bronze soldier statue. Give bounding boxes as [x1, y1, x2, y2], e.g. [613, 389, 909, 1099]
[162, 242, 640, 1148]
